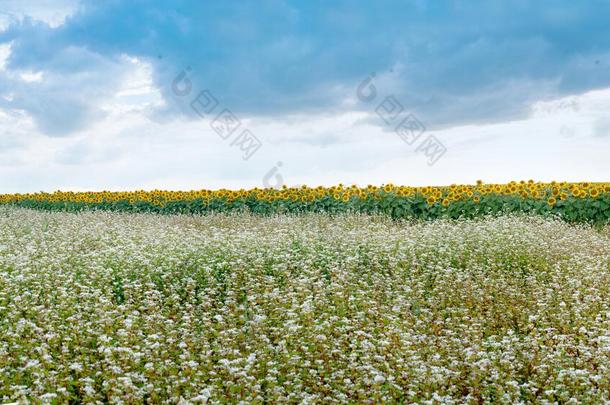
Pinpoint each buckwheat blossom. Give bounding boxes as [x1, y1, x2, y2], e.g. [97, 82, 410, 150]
[0, 208, 608, 402]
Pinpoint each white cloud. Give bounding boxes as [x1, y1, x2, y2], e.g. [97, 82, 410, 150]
[19, 70, 43, 82]
[109, 56, 163, 113]
[0, 46, 147, 136]
[0, 43, 10, 71]
[0, 0, 80, 28]
[1, 82, 610, 192]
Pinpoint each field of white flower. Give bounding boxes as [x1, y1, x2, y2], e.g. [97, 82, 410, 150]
[0, 208, 609, 403]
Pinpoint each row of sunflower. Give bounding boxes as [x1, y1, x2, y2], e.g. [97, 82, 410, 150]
[1, 181, 609, 223]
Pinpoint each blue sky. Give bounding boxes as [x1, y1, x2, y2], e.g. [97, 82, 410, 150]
[1, 0, 609, 191]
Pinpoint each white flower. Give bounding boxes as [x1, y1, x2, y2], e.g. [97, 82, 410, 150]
[192, 388, 212, 403]
[374, 374, 386, 384]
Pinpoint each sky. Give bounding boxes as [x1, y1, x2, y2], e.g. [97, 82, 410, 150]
[0, 0, 609, 192]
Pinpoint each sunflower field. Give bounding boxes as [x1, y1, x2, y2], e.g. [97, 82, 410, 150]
[2, 181, 609, 223]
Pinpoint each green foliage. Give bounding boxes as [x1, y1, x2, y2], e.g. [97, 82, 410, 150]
[5, 192, 610, 224]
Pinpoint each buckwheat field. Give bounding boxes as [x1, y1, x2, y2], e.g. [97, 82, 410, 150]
[1, 207, 610, 403]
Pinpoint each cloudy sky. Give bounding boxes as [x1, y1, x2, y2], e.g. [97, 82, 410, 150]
[1, 0, 609, 192]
